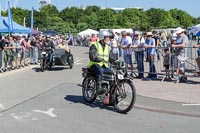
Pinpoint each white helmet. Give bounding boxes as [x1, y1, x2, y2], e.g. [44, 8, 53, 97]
[99, 30, 111, 40]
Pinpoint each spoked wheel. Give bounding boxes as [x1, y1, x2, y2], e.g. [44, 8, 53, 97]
[82, 77, 97, 103]
[114, 79, 136, 114]
[40, 59, 46, 72]
[68, 54, 74, 69]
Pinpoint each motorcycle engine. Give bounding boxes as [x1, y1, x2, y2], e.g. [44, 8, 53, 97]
[102, 82, 108, 92]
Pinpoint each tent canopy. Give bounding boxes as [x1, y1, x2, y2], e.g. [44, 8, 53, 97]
[78, 29, 99, 36]
[190, 24, 200, 36]
[100, 28, 133, 34]
[0, 16, 31, 33]
[32, 29, 41, 35]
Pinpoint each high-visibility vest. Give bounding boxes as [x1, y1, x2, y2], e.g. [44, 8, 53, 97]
[88, 43, 110, 67]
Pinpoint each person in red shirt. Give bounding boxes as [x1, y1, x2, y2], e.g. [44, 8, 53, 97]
[90, 34, 99, 45]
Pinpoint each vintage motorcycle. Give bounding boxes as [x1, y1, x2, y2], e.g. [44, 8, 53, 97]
[40, 48, 74, 72]
[40, 47, 53, 72]
[82, 60, 136, 114]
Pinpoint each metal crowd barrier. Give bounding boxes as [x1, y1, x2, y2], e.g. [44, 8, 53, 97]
[127, 46, 200, 83]
[0, 50, 4, 72]
[0, 47, 31, 73]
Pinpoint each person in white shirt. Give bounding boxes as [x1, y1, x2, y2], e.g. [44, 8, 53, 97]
[110, 35, 119, 60]
[120, 31, 133, 77]
[132, 31, 145, 78]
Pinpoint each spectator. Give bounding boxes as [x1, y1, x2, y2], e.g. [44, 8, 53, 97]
[30, 36, 38, 64]
[117, 32, 122, 57]
[19, 35, 27, 67]
[110, 35, 119, 60]
[132, 31, 145, 78]
[193, 37, 200, 77]
[152, 31, 161, 61]
[144, 32, 157, 79]
[161, 31, 167, 47]
[172, 28, 189, 81]
[0, 36, 9, 70]
[120, 31, 134, 77]
[9, 36, 16, 69]
[162, 48, 170, 79]
[90, 34, 99, 45]
[193, 37, 200, 56]
[15, 35, 22, 68]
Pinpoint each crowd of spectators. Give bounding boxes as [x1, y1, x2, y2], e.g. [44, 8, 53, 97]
[0, 33, 70, 72]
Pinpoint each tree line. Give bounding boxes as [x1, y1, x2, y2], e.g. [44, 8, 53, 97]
[1, 5, 200, 34]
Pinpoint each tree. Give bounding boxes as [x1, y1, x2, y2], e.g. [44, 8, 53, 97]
[193, 17, 200, 25]
[146, 8, 176, 29]
[0, 5, 197, 33]
[97, 8, 117, 30]
[169, 8, 193, 28]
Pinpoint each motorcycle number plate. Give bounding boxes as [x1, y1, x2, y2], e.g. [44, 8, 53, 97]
[42, 52, 46, 54]
[117, 74, 124, 79]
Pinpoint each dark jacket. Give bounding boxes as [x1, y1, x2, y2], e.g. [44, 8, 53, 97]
[89, 40, 116, 64]
[42, 41, 55, 51]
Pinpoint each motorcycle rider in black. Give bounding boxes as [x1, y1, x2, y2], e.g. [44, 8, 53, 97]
[42, 35, 55, 67]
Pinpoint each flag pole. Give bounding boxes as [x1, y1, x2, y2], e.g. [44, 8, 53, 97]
[7, 0, 13, 36]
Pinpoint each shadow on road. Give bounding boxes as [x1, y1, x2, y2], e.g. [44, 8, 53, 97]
[64, 95, 116, 112]
[32, 66, 70, 72]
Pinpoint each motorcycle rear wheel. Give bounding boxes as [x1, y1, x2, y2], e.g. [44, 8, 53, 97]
[82, 77, 97, 103]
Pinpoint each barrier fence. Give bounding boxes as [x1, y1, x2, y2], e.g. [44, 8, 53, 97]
[128, 46, 200, 83]
[0, 44, 199, 84]
[0, 46, 38, 72]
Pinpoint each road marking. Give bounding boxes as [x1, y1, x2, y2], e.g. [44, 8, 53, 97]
[33, 108, 57, 118]
[182, 103, 200, 106]
[19, 112, 32, 118]
[11, 113, 23, 122]
[75, 63, 83, 65]
[74, 59, 81, 64]
[32, 118, 39, 121]
[79, 58, 87, 60]
[0, 103, 5, 111]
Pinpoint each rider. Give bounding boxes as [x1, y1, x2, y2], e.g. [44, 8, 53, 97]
[88, 30, 116, 95]
[42, 35, 55, 66]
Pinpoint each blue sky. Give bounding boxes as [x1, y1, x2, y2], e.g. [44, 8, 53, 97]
[0, 0, 199, 17]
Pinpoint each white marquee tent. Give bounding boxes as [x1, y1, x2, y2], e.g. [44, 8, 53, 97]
[78, 29, 99, 36]
[100, 28, 134, 33]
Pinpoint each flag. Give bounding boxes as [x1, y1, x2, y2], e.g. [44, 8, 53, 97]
[8, 0, 13, 32]
[30, 7, 34, 34]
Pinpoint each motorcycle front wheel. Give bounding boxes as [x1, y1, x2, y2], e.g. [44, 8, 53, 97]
[113, 79, 136, 114]
[40, 59, 46, 72]
[82, 76, 97, 103]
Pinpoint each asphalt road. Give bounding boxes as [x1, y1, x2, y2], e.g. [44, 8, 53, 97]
[0, 46, 200, 133]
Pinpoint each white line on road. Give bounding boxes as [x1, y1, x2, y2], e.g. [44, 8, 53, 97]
[182, 103, 200, 106]
[74, 59, 81, 64]
[75, 63, 83, 66]
[33, 108, 57, 118]
[0, 103, 5, 111]
[79, 58, 87, 60]
[11, 113, 23, 122]
[32, 118, 39, 121]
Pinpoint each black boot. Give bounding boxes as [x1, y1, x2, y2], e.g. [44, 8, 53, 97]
[96, 81, 104, 95]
